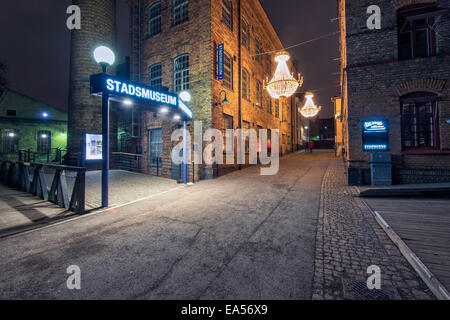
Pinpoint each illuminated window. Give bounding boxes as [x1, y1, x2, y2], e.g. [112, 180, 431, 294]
[242, 67, 249, 100]
[242, 18, 249, 49]
[1, 129, 18, 153]
[256, 80, 262, 107]
[173, 0, 188, 26]
[148, 2, 161, 37]
[222, 0, 233, 31]
[401, 92, 439, 150]
[37, 130, 51, 153]
[148, 128, 162, 166]
[174, 54, 189, 92]
[223, 51, 233, 90]
[149, 63, 162, 89]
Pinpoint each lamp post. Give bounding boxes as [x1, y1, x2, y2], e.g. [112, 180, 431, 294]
[93, 46, 115, 208]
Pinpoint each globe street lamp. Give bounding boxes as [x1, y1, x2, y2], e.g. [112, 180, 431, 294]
[93, 45, 115, 208]
[93, 46, 115, 73]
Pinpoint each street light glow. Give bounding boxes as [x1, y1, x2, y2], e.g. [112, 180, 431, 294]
[160, 106, 169, 114]
[93, 46, 115, 66]
[42, 112, 49, 118]
[123, 99, 133, 106]
[179, 91, 191, 102]
[8, 132, 15, 137]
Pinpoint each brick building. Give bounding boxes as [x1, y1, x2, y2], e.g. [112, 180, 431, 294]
[126, 0, 300, 181]
[337, 0, 450, 184]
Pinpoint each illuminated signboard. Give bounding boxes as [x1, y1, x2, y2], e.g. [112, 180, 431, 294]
[85, 133, 103, 160]
[90, 74, 193, 119]
[362, 119, 389, 152]
[217, 43, 224, 80]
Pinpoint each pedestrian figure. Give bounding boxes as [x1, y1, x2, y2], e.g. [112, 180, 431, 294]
[308, 140, 314, 153]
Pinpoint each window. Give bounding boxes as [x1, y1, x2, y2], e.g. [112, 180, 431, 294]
[255, 38, 262, 63]
[223, 51, 233, 90]
[174, 54, 189, 92]
[37, 130, 51, 153]
[148, 128, 162, 166]
[256, 80, 262, 107]
[173, 0, 188, 26]
[267, 94, 272, 114]
[243, 121, 250, 153]
[242, 67, 249, 100]
[1, 129, 18, 153]
[397, 6, 438, 60]
[6, 110, 16, 116]
[148, 2, 161, 37]
[282, 102, 286, 122]
[222, 0, 233, 30]
[275, 99, 279, 118]
[149, 63, 162, 89]
[242, 18, 249, 49]
[401, 92, 439, 150]
[266, 54, 271, 75]
[223, 114, 233, 151]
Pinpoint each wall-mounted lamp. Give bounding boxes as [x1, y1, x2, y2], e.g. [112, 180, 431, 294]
[215, 90, 229, 106]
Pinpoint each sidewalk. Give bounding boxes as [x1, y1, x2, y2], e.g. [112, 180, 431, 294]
[312, 161, 433, 300]
[356, 182, 450, 198]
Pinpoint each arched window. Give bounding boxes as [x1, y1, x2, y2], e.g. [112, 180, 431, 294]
[148, 63, 162, 89]
[401, 92, 439, 150]
[173, 54, 189, 92]
[397, 4, 446, 60]
[173, 0, 188, 26]
[148, 2, 161, 37]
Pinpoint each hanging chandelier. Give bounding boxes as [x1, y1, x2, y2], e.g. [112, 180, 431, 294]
[264, 51, 303, 99]
[300, 92, 321, 118]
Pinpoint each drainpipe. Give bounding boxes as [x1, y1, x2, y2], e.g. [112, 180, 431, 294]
[238, 0, 242, 170]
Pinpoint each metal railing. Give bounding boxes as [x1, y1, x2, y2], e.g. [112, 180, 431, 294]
[112, 152, 143, 172]
[0, 159, 86, 214]
[17, 148, 67, 164]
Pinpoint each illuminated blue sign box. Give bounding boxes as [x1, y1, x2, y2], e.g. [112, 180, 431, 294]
[362, 120, 389, 152]
[90, 74, 193, 120]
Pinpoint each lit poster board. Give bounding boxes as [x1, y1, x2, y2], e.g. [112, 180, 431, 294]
[85, 133, 103, 160]
[362, 120, 389, 152]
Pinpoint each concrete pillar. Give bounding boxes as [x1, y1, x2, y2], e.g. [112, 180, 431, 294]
[67, 0, 117, 166]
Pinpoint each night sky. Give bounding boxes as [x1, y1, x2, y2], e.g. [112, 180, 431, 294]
[0, 0, 339, 118]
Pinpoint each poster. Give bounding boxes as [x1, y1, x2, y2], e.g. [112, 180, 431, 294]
[85, 133, 103, 160]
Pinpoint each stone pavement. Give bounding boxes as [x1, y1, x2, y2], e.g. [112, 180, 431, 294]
[312, 161, 434, 300]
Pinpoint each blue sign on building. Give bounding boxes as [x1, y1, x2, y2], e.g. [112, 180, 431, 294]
[90, 73, 193, 120]
[217, 43, 224, 80]
[362, 119, 389, 151]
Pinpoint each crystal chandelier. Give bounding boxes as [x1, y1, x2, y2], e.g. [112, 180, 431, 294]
[264, 51, 303, 99]
[300, 92, 321, 118]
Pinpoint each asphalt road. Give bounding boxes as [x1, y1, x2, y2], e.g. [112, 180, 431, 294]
[0, 150, 334, 299]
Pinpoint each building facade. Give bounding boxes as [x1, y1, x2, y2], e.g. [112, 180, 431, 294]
[337, 0, 450, 184]
[127, 0, 299, 181]
[0, 88, 67, 162]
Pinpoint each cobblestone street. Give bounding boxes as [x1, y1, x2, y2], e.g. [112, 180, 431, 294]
[312, 160, 433, 300]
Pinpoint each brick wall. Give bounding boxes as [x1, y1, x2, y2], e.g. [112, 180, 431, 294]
[68, 0, 118, 167]
[134, 0, 297, 181]
[339, 0, 450, 184]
